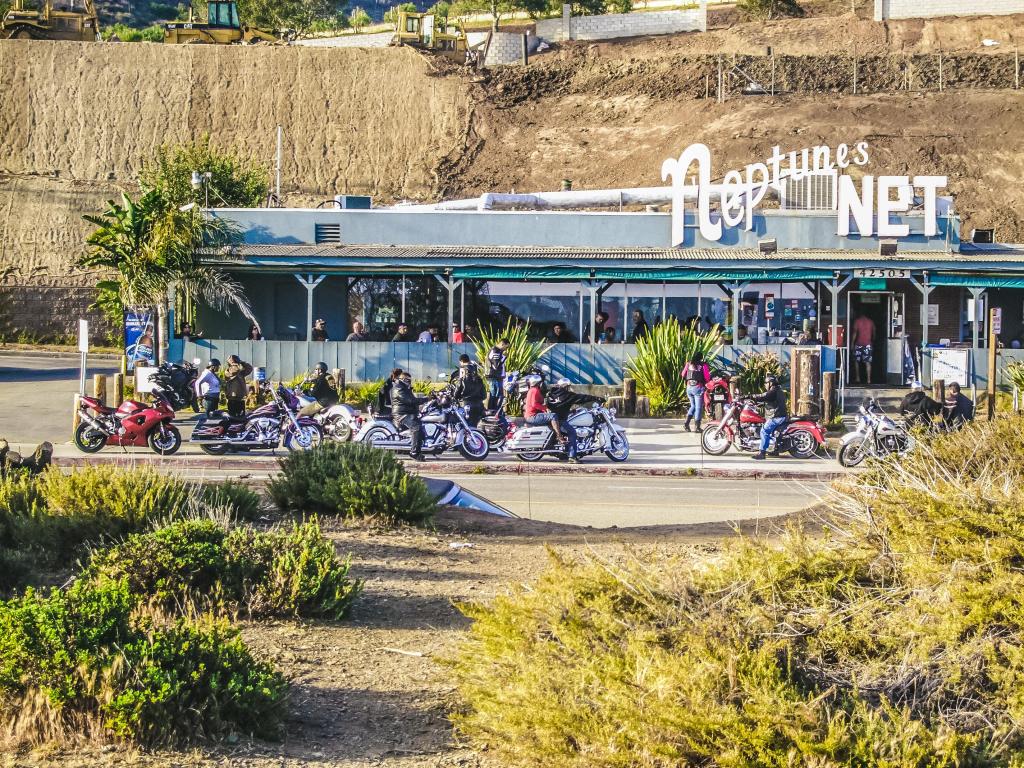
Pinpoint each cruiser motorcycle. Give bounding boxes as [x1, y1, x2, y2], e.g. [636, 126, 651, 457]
[191, 383, 323, 455]
[701, 399, 826, 458]
[505, 402, 630, 462]
[354, 390, 490, 461]
[295, 390, 362, 442]
[837, 398, 915, 467]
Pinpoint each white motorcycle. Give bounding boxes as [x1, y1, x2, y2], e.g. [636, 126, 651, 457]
[838, 398, 915, 467]
[506, 403, 629, 462]
[353, 390, 490, 461]
[295, 390, 362, 442]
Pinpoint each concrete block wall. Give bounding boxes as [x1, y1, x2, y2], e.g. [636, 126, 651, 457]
[874, 0, 1024, 20]
[536, 2, 706, 42]
[484, 31, 526, 67]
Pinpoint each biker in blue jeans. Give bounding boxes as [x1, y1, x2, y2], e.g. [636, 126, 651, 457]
[752, 374, 788, 460]
[681, 353, 711, 432]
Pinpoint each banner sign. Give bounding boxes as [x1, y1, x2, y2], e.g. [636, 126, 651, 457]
[661, 142, 947, 246]
[124, 308, 156, 371]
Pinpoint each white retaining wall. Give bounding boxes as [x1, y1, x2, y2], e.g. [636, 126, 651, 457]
[293, 31, 395, 47]
[536, 2, 706, 42]
[874, 0, 1024, 20]
[484, 31, 526, 66]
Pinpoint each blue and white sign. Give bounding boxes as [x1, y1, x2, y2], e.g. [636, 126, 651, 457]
[124, 308, 156, 371]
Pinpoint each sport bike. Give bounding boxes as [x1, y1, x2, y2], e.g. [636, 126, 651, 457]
[700, 399, 825, 458]
[74, 391, 181, 455]
[354, 390, 489, 461]
[838, 398, 915, 467]
[146, 360, 199, 412]
[191, 383, 322, 455]
[505, 403, 629, 462]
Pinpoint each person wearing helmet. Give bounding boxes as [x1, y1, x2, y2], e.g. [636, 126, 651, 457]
[299, 362, 338, 417]
[751, 373, 788, 460]
[899, 380, 942, 430]
[392, 370, 428, 461]
[546, 377, 604, 462]
[523, 372, 565, 446]
[194, 358, 222, 421]
[223, 354, 253, 417]
[450, 354, 487, 427]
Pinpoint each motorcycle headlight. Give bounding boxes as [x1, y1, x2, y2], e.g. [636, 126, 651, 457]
[609, 407, 616, 418]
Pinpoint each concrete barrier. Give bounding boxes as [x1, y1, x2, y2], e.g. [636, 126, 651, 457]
[536, 2, 706, 43]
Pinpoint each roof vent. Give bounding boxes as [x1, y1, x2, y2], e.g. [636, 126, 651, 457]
[780, 171, 837, 211]
[314, 223, 342, 244]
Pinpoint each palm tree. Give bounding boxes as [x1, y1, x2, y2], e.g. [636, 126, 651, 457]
[81, 191, 253, 362]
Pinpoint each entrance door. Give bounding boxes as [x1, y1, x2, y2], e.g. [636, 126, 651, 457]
[847, 292, 889, 385]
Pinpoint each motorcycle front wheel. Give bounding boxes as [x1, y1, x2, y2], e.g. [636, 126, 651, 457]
[73, 422, 107, 453]
[603, 432, 630, 462]
[700, 425, 732, 455]
[838, 441, 867, 467]
[147, 424, 182, 456]
[787, 429, 819, 459]
[458, 430, 490, 461]
[323, 414, 353, 442]
[287, 423, 323, 451]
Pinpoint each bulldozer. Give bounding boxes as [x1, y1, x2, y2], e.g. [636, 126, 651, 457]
[393, 10, 470, 63]
[163, 1, 290, 44]
[0, 0, 101, 41]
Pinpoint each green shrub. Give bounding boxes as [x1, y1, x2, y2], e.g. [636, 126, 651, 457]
[102, 23, 165, 42]
[269, 442, 435, 524]
[733, 348, 788, 396]
[81, 519, 361, 620]
[625, 318, 721, 415]
[0, 580, 286, 746]
[447, 416, 1024, 767]
[201, 480, 262, 521]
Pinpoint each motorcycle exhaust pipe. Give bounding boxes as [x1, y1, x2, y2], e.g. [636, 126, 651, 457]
[190, 438, 271, 446]
[78, 411, 110, 435]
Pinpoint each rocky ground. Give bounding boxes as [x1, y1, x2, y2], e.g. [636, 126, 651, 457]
[1, 507, 803, 768]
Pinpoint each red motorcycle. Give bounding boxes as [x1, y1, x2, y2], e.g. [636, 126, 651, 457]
[702, 372, 733, 420]
[700, 399, 825, 459]
[74, 392, 182, 455]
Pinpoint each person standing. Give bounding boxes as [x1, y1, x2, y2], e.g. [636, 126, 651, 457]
[392, 323, 413, 342]
[681, 353, 711, 432]
[736, 325, 755, 346]
[585, 312, 608, 344]
[194, 359, 222, 421]
[392, 370, 427, 461]
[311, 318, 329, 342]
[223, 354, 252, 417]
[246, 324, 264, 341]
[751, 374, 787, 460]
[852, 311, 876, 384]
[486, 337, 509, 411]
[417, 326, 435, 343]
[346, 321, 369, 342]
[451, 323, 465, 343]
[630, 310, 650, 343]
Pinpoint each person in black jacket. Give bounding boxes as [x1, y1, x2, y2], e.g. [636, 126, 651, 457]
[392, 369, 427, 461]
[944, 382, 975, 430]
[299, 362, 338, 417]
[450, 354, 487, 427]
[900, 381, 943, 430]
[546, 377, 604, 462]
[485, 338, 509, 411]
[752, 374, 788, 460]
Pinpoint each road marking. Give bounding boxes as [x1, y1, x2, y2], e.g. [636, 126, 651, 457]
[485, 499, 801, 511]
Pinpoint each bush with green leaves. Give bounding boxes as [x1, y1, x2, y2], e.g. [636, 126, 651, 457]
[0, 579, 286, 747]
[737, 0, 803, 20]
[733, 348, 788, 397]
[80, 519, 361, 620]
[1005, 360, 1024, 397]
[101, 23, 165, 42]
[473, 318, 552, 415]
[269, 442, 435, 524]
[448, 416, 1024, 767]
[625, 318, 721, 415]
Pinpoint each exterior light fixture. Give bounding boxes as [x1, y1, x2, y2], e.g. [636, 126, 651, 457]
[758, 238, 778, 254]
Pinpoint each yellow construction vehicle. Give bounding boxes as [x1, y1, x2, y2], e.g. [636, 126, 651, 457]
[163, 1, 290, 45]
[393, 10, 469, 63]
[0, 0, 101, 41]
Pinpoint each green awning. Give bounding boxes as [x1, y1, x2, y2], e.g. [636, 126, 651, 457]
[451, 268, 835, 281]
[929, 274, 1024, 288]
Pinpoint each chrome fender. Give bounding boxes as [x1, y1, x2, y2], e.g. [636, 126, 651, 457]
[354, 419, 399, 442]
[840, 428, 869, 447]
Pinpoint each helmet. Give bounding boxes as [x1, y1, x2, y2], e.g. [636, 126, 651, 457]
[208, 358, 221, 368]
[314, 362, 328, 375]
[765, 374, 778, 385]
[554, 377, 571, 388]
[525, 374, 542, 387]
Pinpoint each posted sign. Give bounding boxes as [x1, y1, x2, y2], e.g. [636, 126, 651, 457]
[124, 308, 156, 371]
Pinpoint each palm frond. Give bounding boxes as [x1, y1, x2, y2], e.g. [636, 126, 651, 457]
[625, 318, 721, 415]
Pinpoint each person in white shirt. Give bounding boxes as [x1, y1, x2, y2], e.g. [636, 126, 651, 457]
[194, 359, 222, 420]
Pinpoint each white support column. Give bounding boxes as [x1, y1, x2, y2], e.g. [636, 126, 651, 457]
[584, 282, 599, 343]
[826, 274, 854, 347]
[907, 272, 934, 382]
[400, 274, 407, 323]
[460, 282, 465, 331]
[294, 273, 326, 342]
[729, 282, 750, 342]
[969, 286, 986, 403]
[435, 275, 463, 343]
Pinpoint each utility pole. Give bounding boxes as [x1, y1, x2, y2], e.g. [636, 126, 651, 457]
[987, 306, 999, 420]
[275, 125, 283, 199]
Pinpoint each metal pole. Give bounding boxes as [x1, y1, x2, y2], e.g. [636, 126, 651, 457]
[400, 274, 406, 323]
[853, 49, 857, 94]
[717, 57, 723, 103]
[79, 350, 87, 395]
[460, 282, 465, 330]
[661, 281, 667, 324]
[587, 284, 599, 344]
[623, 280, 628, 344]
[970, 287, 984, 405]
[275, 125, 282, 199]
[578, 290, 584, 341]
[938, 51, 943, 92]
[1017, 46, 1020, 89]
[770, 54, 775, 96]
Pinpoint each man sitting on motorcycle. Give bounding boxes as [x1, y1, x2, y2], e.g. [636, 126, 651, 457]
[752, 374, 788, 461]
[546, 377, 604, 463]
[450, 354, 487, 427]
[299, 362, 338, 418]
[523, 373, 566, 449]
[392, 369, 428, 462]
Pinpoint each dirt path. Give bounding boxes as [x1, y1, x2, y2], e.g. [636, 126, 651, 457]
[3, 509, 800, 768]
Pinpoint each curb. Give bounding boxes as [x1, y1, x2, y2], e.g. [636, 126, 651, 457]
[0, 349, 122, 363]
[51, 454, 844, 481]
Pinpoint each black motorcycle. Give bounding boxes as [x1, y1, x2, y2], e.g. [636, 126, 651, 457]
[147, 360, 199, 412]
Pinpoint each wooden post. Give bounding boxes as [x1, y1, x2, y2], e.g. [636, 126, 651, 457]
[987, 307, 998, 420]
[1016, 46, 1020, 89]
[114, 373, 125, 407]
[822, 371, 836, 424]
[938, 51, 943, 92]
[93, 374, 107, 406]
[623, 377, 637, 417]
[932, 378, 945, 406]
[770, 53, 775, 96]
[120, 355, 128, 376]
[72, 393, 81, 431]
[339, 367, 347, 398]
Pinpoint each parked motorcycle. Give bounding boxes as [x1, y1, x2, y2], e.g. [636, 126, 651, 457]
[702, 371, 733, 420]
[354, 389, 490, 461]
[191, 383, 323, 455]
[295, 390, 362, 442]
[838, 399, 915, 467]
[147, 360, 199, 412]
[700, 399, 825, 458]
[506, 402, 630, 462]
[74, 390, 182, 455]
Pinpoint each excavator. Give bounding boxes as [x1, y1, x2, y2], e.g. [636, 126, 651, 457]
[393, 9, 470, 64]
[163, 1, 292, 44]
[0, 0, 101, 41]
